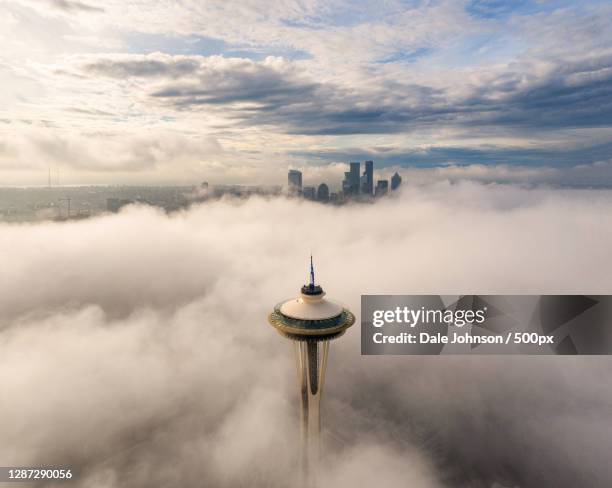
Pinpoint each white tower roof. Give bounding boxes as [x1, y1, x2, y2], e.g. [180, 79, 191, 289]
[280, 291, 344, 320]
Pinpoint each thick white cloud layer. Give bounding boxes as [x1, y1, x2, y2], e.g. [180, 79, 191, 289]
[2, 183, 612, 487]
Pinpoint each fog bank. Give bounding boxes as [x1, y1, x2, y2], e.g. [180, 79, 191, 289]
[1, 181, 612, 487]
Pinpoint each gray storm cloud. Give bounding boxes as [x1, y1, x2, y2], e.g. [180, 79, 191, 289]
[1, 182, 612, 487]
[72, 48, 612, 137]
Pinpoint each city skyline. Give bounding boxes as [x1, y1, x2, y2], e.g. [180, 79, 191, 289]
[0, 159, 403, 221]
[289, 159, 402, 203]
[1, 1, 612, 186]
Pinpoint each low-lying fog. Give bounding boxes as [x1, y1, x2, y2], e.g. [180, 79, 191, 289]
[2, 181, 612, 487]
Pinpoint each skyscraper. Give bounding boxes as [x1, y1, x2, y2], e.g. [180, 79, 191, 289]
[363, 160, 374, 195]
[288, 170, 303, 196]
[349, 162, 360, 195]
[342, 173, 352, 196]
[342, 162, 361, 197]
[375, 179, 389, 196]
[391, 172, 402, 190]
[302, 186, 316, 200]
[316, 183, 329, 202]
[268, 259, 355, 485]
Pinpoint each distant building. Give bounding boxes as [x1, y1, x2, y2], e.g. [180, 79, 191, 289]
[316, 183, 330, 202]
[288, 170, 303, 196]
[362, 160, 374, 195]
[342, 174, 352, 196]
[342, 162, 361, 197]
[107, 198, 134, 212]
[211, 185, 281, 199]
[375, 180, 389, 197]
[302, 186, 316, 200]
[349, 162, 360, 194]
[106, 198, 120, 212]
[391, 172, 402, 190]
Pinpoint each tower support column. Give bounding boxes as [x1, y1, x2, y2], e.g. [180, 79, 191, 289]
[294, 340, 329, 487]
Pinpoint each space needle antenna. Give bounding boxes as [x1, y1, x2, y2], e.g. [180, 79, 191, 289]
[310, 255, 315, 288]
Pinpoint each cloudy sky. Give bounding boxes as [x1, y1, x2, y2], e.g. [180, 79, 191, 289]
[1, 0, 612, 185]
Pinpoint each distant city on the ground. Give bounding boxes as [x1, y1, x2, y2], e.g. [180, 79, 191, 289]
[287, 160, 401, 203]
[0, 160, 401, 222]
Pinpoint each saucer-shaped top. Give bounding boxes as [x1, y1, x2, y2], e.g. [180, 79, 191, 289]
[280, 290, 343, 320]
[269, 285, 354, 340]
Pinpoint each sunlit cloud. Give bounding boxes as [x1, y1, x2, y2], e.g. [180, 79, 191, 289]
[2, 184, 612, 486]
[1, 0, 611, 184]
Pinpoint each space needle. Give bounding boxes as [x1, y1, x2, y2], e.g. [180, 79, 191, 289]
[268, 257, 355, 486]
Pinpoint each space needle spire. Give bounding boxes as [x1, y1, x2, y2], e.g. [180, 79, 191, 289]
[310, 255, 315, 289]
[268, 258, 355, 487]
